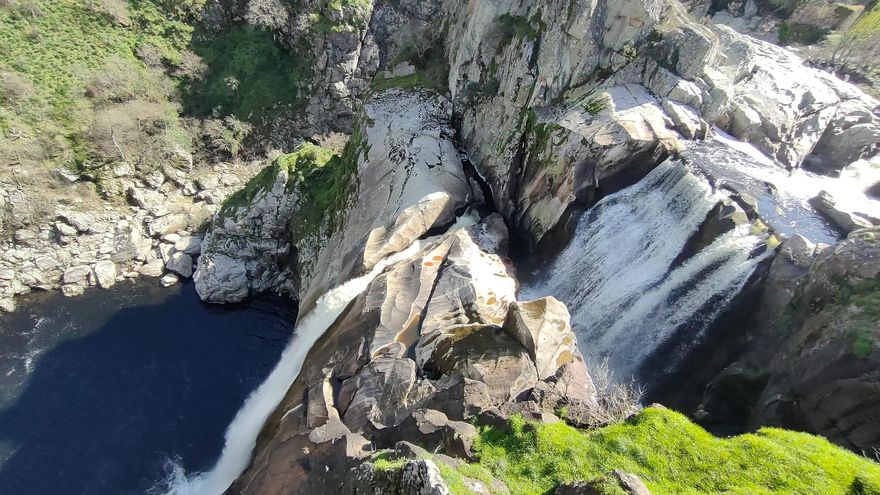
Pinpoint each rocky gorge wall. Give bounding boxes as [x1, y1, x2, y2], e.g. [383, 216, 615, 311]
[182, 0, 880, 492]
[190, 90, 607, 495]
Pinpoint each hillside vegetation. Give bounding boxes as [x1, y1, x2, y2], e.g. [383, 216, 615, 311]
[0, 0, 307, 201]
[440, 408, 880, 495]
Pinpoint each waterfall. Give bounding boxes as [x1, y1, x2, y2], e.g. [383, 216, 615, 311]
[522, 160, 770, 381]
[159, 212, 479, 495]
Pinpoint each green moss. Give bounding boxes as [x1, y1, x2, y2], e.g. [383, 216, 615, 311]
[581, 93, 609, 115]
[446, 408, 880, 495]
[373, 450, 407, 471]
[308, 0, 374, 34]
[461, 78, 500, 106]
[830, 278, 880, 358]
[290, 134, 363, 239]
[217, 163, 281, 218]
[218, 142, 341, 221]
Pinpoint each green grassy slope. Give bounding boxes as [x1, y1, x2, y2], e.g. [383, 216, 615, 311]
[444, 408, 880, 495]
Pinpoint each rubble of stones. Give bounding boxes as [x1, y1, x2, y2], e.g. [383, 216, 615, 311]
[0, 160, 263, 312]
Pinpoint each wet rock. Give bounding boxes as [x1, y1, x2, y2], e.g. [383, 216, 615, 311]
[166, 252, 193, 278]
[708, 25, 879, 170]
[160, 273, 179, 287]
[780, 234, 816, 268]
[810, 191, 873, 234]
[93, 260, 117, 289]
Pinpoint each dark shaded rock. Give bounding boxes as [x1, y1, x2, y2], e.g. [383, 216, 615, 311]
[674, 197, 749, 267]
[867, 181, 880, 200]
[394, 441, 431, 460]
[698, 364, 769, 427]
[420, 324, 539, 405]
[557, 470, 652, 495]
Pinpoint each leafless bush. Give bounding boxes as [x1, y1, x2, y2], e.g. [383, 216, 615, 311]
[83, 56, 173, 105]
[84, 0, 131, 26]
[588, 356, 645, 426]
[136, 44, 165, 69]
[87, 99, 186, 171]
[174, 50, 208, 81]
[0, 70, 36, 105]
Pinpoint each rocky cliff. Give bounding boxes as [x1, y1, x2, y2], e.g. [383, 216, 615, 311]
[186, 0, 880, 492]
[220, 90, 603, 495]
[693, 227, 880, 453]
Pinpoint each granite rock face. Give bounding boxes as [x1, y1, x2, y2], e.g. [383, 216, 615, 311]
[176, 0, 880, 491]
[194, 167, 301, 303]
[226, 90, 598, 495]
[293, 89, 473, 313]
[229, 215, 599, 495]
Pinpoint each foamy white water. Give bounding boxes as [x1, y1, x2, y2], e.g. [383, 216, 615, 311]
[161, 212, 480, 495]
[712, 128, 880, 220]
[523, 160, 769, 380]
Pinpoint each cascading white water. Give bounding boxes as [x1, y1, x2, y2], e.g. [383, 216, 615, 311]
[523, 160, 770, 381]
[159, 212, 479, 495]
[712, 129, 880, 231]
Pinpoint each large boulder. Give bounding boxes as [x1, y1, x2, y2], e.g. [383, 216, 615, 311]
[194, 163, 301, 303]
[809, 191, 873, 235]
[193, 254, 249, 303]
[505, 297, 581, 380]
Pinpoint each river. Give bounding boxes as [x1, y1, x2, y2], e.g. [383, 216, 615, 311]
[0, 281, 294, 495]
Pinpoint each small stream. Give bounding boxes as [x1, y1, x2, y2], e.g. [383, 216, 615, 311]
[0, 281, 294, 495]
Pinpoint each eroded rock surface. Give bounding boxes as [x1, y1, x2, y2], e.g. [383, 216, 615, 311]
[225, 90, 598, 495]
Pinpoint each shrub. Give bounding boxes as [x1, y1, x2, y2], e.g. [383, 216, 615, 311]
[497, 13, 539, 42]
[181, 25, 311, 119]
[201, 116, 253, 159]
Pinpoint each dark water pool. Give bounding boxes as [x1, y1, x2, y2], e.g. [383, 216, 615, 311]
[0, 281, 294, 495]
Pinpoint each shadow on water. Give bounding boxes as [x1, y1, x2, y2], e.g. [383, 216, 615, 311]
[0, 281, 295, 495]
